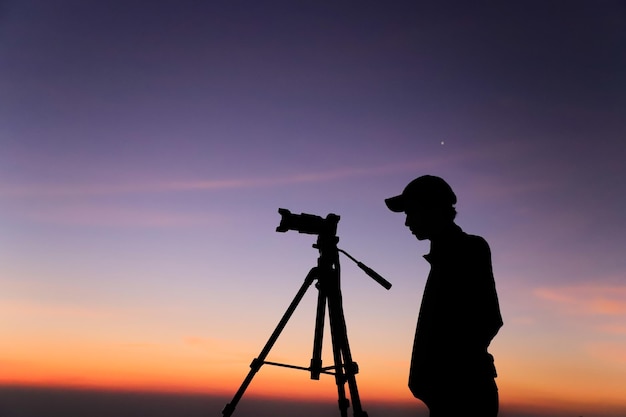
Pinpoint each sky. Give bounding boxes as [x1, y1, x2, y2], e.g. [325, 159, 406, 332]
[1, 1, 625, 416]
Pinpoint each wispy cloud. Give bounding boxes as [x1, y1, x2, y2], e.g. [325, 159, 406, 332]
[597, 324, 626, 335]
[19, 204, 226, 228]
[585, 342, 626, 364]
[183, 336, 249, 363]
[0, 158, 453, 199]
[184, 336, 223, 350]
[118, 342, 161, 349]
[534, 284, 626, 369]
[468, 177, 558, 201]
[0, 300, 117, 319]
[534, 284, 626, 316]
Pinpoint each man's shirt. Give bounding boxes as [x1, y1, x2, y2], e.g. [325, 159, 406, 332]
[409, 224, 503, 399]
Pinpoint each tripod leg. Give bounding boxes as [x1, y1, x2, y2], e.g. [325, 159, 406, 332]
[328, 307, 350, 417]
[310, 284, 326, 380]
[222, 268, 318, 417]
[326, 283, 368, 417]
[314, 274, 350, 417]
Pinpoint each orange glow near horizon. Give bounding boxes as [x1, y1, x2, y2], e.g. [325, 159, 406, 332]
[3, 289, 626, 416]
[3, 344, 626, 415]
[4, 368, 626, 417]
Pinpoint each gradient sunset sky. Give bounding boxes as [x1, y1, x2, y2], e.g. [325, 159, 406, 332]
[1, 1, 625, 416]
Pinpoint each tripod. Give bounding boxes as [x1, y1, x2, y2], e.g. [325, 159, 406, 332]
[222, 216, 391, 417]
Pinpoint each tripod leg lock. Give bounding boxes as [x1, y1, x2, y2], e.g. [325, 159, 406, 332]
[338, 397, 350, 412]
[250, 358, 263, 371]
[345, 361, 359, 375]
[310, 358, 322, 380]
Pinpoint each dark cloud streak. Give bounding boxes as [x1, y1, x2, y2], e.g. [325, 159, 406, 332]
[0, 386, 427, 417]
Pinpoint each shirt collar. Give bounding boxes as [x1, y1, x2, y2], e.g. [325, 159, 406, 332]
[423, 223, 464, 264]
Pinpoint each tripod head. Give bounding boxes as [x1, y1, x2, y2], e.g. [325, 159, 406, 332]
[276, 208, 392, 290]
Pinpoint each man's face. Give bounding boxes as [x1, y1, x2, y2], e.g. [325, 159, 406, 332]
[404, 206, 434, 241]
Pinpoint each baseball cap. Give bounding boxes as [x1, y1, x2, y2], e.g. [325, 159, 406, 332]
[385, 175, 457, 212]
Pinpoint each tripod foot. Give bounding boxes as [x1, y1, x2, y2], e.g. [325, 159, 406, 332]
[222, 402, 235, 417]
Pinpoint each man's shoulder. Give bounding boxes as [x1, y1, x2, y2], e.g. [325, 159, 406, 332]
[459, 232, 491, 255]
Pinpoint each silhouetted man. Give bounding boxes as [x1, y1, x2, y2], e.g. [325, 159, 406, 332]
[385, 175, 502, 417]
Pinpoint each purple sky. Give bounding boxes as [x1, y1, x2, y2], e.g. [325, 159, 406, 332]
[1, 1, 625, 415]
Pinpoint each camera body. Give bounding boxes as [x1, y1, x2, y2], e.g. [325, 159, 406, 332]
[276, 208, 340, 236]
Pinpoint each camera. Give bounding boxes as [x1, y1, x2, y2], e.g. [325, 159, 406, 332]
[276, 208, 340, 236]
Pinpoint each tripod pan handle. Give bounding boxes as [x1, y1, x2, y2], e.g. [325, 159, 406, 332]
[357, 262, 392, 290]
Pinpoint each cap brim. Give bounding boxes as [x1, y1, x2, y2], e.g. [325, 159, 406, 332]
[385, 195, 405, 212]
